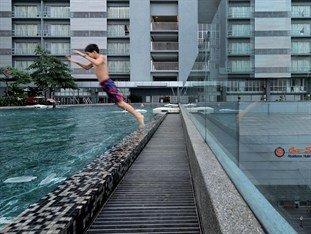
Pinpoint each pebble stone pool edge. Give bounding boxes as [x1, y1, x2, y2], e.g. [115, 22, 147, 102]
[0, 113, 166, 234]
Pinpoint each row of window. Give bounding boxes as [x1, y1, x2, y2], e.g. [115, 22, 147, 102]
[225, 79, 306, 92]
[226, 59, 311, 73]
[228, 5, 311, 18]
[12, 6, 130, 19]
[13, 5, 70, 18]
[227, 41, 311, 54]
[227, 24, 311, 37]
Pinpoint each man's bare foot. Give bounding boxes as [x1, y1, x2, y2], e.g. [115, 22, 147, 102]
[138, 113, 144, 128]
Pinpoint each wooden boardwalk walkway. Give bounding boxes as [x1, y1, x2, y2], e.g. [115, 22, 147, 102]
[87, 114, 201, 234]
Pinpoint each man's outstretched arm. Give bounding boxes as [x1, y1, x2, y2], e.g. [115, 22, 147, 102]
[65, 54, 93, 70]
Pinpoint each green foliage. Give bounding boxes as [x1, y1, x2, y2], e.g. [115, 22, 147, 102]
[28, 46, 77, 92]
[0, 66, 31, 99]
[0, 96, 26, 106]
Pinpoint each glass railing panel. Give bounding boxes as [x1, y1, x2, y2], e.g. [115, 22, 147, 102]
[181, 23, 311, 233]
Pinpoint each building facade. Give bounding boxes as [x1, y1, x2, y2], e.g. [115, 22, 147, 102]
[0, 0, 199, 104]
[204, 0, 311, 102]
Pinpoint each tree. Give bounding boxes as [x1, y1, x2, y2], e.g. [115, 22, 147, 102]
[0, 66, 31, 98]
[28, 46, 77, 97]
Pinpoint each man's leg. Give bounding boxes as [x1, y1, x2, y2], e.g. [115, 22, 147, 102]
[117, 101, 144, 128]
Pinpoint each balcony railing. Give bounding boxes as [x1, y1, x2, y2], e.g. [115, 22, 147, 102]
[228, 12, 252, 18]
[228, 49, 251, 55]
[192, 62, 209, 71]
[12, 30, 41, 37]
[108, 48, 130, 55]
[151, 62, 178, 71]
[291, 30, 311, 36]
[291, 11, 311, 18]
[42, 30, 70, 37]
[227, 67, 253, 73]
[108, 10, 129, 19]
[291, 49, 311, 54]
[151, 22, 178, 31]
[291, 66, 311, 72]
[151, 42, 178, 51]
[12, 48, 37, 55]
[109, 67, 130, 73]
[12, 10, 70, 18]
[42, 10, 70, 18]
[228, 30, 251, 37]
[12, 11, 40, 18]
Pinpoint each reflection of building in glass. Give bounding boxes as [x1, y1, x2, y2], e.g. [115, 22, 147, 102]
[196, 0, 311, 102]
[185, 1, 311, 232]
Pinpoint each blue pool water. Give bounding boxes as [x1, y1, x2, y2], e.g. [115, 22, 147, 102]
[0, 104, 156, 226]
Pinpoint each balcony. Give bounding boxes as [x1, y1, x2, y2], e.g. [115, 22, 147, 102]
[107, 8, 129, 19]
[228, 12, 252, 19]
[151, 42, 178, 51]
[228, 30, 251, 37]
[42, 10, 70, 19]
[12, 30, 41, 37]
[228, 48, 251, 56]
[291, 11, 311, 18]
[192, 62, 209, 71]
[12, 11, 40, 18]
[227, 67, 253, 73]
[151, 62, 178, 71]
[291, 30, 311, 37]
[291, 66, 311, 73]
[42, 30, 70, 37]
[151, 22, 178, 31]
[107, 48, 130, 56]
[12, 48, 37, 55]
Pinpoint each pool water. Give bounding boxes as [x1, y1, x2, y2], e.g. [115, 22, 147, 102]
[0, 104, 156, 226]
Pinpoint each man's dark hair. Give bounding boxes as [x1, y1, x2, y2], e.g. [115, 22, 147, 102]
[85, 44, 99, 53]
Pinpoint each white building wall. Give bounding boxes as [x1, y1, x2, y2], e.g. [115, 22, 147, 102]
[70, 0, 107, 83]
[254, 0, 291, 78]
[179, 0, 199, 82]
[130, 0, 151, 82]
[0, 0, 12, 67]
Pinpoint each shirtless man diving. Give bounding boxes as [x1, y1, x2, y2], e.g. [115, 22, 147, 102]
[66, 43, 144, 128]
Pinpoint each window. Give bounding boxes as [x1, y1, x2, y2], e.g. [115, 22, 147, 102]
[46, 42, 70, 55]
[108, 43, 130, 55]
[14, 24, 39, 36]
[292, 23, 311, 36]
[45, 24, 70, 36]
[14, 60, 33, 71]
[45, 6, 70, 18]
[292, 41, 310, 53]
[108, 61, 130, 73]
[108, 25, 130, 37]
[229, 24, 250, 37]
[291, 58, 311, 72]
[229, 59, 251, 72]
[107, 7, 129, 18]
[14, 42, 39, 54]
[292, 5, 311, 17]
[14, 5, 38, 17]
[229, 6, 251, 18]
[229, 42, 250, 54]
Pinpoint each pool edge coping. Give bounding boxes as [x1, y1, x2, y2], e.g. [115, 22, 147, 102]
[0, 113, 166, 233]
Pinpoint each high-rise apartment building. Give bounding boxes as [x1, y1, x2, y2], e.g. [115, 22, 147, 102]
[205, 0, 311, 102]
[0, 0, 198, 104]
[2, 0, 310, 103]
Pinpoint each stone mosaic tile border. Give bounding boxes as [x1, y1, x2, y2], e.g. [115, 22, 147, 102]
[0, 114, 166, 234]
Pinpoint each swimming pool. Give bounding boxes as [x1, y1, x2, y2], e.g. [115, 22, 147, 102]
[0, 104, 156, 226]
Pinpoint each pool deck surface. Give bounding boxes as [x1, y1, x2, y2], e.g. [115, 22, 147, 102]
[87, 114, 202, 233]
